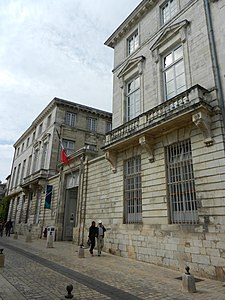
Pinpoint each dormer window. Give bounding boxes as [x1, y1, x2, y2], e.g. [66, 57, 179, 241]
[161, 0, 178, 25]
[127, 30, 139, 55]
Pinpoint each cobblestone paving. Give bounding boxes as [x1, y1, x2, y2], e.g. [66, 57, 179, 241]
[0, 236, 225, 299]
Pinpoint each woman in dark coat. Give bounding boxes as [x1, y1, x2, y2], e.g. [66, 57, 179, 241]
[88, 221, 98, 255]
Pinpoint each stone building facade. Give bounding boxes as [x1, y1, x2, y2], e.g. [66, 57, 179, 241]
[6, 98, 112, 239]
[6, 0, 225, 281]
[78, 0, 225, 281]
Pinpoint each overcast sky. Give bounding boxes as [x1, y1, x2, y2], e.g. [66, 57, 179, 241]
[0, 0, 141, 182]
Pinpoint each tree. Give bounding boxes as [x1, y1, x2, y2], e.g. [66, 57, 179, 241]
[0, 196, 10, 221]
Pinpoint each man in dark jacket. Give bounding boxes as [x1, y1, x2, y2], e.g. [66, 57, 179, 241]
[88, 221, 98, 255]
[5, 220, 13, 237]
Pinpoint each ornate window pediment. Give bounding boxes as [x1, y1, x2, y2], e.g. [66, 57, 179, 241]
[118, 56, 145, 79]
[150, 19, 189, 62]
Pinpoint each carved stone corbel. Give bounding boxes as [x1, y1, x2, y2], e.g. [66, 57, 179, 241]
[105, 150, 117, 173]
[192, 111, 213, 146]
[139, 136, 154, 162]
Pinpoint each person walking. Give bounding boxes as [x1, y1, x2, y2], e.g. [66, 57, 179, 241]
[5, 219, 13, 237]
[97, 220, 106, 256]
[88, 221, 98, 256]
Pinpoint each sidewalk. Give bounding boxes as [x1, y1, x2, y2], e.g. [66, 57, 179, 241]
[0, 235, 225, 299]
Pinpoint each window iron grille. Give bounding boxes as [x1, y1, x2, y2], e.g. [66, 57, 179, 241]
[124, 156, 142, 224]
[166, 140, 198, 224]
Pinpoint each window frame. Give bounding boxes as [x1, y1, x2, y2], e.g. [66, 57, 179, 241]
[65, 111, 77, 127]
[62, 139, 75, 156]
[127, 29, 139, 56]
[87, 117, 97, 132]
[125, 75, 141, 121]
[124, 156, 142, 224]
[162, 44, 186, 100]
[161, 0, 178, 25]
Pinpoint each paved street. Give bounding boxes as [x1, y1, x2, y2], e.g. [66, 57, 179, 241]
[0, 235, 224, 299]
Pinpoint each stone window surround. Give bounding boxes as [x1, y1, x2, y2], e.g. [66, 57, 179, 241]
[150, 19, 191, 103]
[117, 55, 145, 125]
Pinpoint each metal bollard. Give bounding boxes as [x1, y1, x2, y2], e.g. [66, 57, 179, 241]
[0, 249, 5, 267]
[14, 232, 18, 239]
[78, 244, 84, 258]
[182, 266, 197, 293]
[65, 284, 73, 299]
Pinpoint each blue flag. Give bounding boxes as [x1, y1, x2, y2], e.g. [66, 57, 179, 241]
[44, 185, 53, 209]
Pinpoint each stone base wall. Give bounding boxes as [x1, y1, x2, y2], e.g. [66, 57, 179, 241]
[104, 224, 225, 281]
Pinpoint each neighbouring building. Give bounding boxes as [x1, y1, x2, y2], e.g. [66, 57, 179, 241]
[6, 98, 112, 239]
[0, 181, 6, 202]
[73, 0, 225, 281]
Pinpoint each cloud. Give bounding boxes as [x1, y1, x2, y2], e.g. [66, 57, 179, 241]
[0, 0, 141, 181]
[0, 145, 14, 180]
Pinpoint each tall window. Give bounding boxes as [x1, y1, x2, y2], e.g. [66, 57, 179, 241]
[127, 30, 139, 55]
[87, 117, 97, 132]
[32, 131, 36, 142]
[163, 45, 186, 100]
[161, 0, 178, 24]
[65, 112, 76, 127]
[32, 148, 39, 172]
[15, 164, 21, 187]
[12, 167, 16, 188]
[19, 195, 25, 223]
[47, 114, 52, 127]
[40, 142, 48, 169]
[25, 192, 32, 223]
[62, 139, 75, 156]
[38, 123, 43, 135]
[106, 122, 112, 133]
[27, 155, 32, 176]
[166, 140, 198, 224]
[34, 191, 42, 224]
[124, 156, 142, 224]
[125, 76, 140, 121]
[26, 137, 30, 148]
[20, 159, 26, 184]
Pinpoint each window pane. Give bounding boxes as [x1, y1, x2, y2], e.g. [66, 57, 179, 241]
[166, 80, 175, 95]
[164, 53, 173, 68]
[175, 60, 184, 76]
[176, 74, 186, 91]
[165, 68, 174, 81]
[174, 46, 183, 61]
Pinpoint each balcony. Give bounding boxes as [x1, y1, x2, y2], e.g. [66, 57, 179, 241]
[103, 85, 214, 171]
[22, 169, 50, 190]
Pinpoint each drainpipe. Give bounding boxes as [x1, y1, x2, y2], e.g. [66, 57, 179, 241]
[81, 155, 89, 246]
[203, 0, 225, 136]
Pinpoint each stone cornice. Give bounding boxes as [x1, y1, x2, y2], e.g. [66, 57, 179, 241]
[104, 0, 156, 48]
